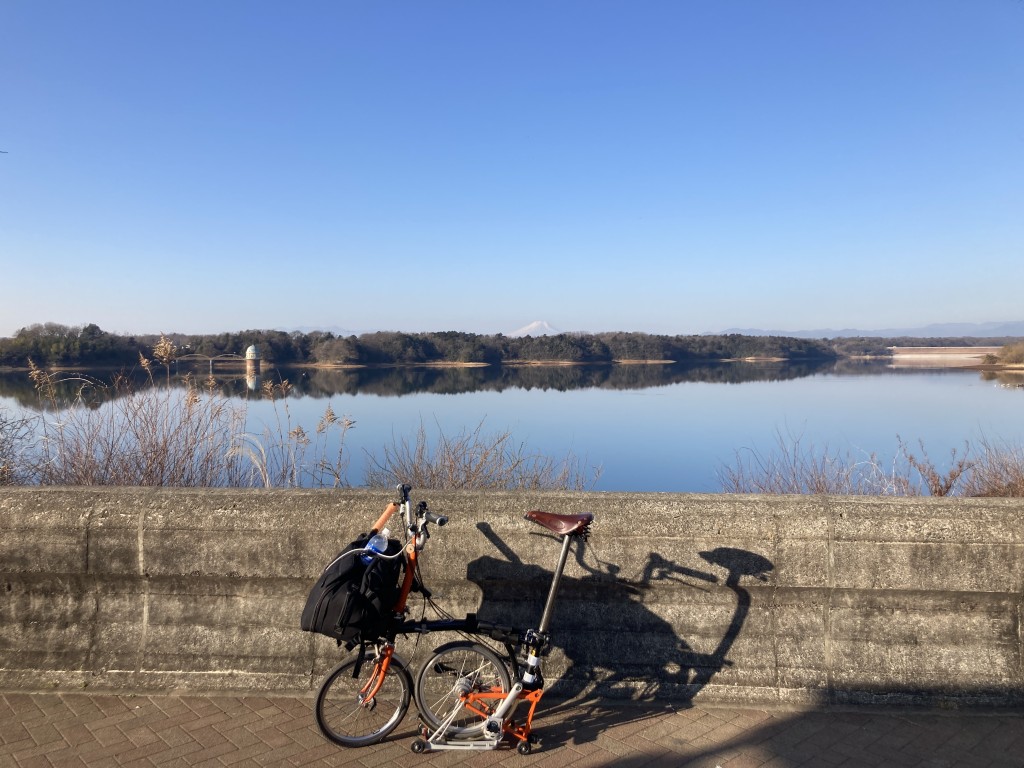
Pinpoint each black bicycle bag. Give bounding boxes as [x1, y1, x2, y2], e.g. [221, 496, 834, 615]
[299, 534, 404, 645]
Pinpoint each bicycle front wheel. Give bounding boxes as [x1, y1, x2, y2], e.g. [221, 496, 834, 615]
[315, 648, 412, 747]
[414, 642, 512, 738]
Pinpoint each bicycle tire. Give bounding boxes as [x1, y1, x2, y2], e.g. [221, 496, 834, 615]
[414, 642, 513, 739]
[315, 649, 412, 747]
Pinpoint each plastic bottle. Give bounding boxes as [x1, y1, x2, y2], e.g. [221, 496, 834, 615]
[361, 528, 390, 565]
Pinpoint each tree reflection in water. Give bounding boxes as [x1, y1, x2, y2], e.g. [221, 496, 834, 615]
[0, 360, 848, 410]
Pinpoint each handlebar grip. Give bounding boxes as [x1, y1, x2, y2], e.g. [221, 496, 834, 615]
[426, 511, 448, 527]
[371, 502, 399, 535]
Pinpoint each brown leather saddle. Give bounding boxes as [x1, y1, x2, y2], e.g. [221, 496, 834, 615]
[524, 510, 594, 536]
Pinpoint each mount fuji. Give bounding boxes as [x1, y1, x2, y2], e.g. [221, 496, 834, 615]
[510, 320, 561, 337]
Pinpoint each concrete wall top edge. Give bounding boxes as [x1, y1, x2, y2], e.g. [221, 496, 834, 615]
[7, 486, 1023, 505]
[3, 488, 1021, 534]
[3, 488, 1021, 586]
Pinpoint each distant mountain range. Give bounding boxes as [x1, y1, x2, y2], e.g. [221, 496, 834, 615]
[287, 324, 358, 336]
[715, 321, 1024, 339]
[286, 320, 1024, 340]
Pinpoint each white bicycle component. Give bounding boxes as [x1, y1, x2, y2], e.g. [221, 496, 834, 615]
[413, 680, 524, 752]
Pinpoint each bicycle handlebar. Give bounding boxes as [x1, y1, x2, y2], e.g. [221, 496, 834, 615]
[371, 502, 400, 535]
[370, 486, 446, 538]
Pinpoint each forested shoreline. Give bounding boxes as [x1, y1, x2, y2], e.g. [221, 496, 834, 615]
[1, 322, 1019, 369]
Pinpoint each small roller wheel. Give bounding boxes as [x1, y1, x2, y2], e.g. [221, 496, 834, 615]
[410, 739, 428, 754]
[517, 740, 533, 755]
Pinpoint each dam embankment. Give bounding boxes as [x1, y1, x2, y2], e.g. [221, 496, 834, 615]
[1, 487, 1021, 707]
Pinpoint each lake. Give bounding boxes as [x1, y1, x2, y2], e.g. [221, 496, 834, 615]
[2, 361, 1022, 492]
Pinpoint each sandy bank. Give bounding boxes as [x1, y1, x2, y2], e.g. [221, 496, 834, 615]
[888, 346, 1001, 368]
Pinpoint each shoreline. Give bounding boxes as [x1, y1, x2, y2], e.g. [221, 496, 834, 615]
[4, 354, 1023, 375]
[888, 346, 1004, 370]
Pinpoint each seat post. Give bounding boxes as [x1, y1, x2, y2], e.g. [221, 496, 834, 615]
[537, 533, 575, 635]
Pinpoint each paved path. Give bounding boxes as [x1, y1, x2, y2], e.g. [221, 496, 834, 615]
[2, 691, 1023, 767]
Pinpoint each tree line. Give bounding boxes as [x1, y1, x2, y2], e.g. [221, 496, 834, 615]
[0, 324, 318, 367]
[0, 323, 839, 367]
[828, 336, 1021, 357]
[1, 322, 1017, 369]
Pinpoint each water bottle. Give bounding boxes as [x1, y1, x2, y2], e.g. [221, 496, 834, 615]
[361, 528, 390, 565]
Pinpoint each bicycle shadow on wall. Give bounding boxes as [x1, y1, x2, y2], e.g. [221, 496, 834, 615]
[466, 523, 774, 749]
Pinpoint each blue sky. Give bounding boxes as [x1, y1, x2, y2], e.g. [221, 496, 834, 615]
[1, 1, 1022, 338]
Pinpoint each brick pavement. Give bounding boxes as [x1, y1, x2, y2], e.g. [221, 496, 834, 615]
[2, 691, 1023, 768]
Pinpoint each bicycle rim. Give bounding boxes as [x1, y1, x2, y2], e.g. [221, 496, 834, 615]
[414, 643, 512, 739]
[315, 650, 411, 747]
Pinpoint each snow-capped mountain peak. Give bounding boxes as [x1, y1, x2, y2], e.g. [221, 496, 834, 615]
[510, 320, 560, 337]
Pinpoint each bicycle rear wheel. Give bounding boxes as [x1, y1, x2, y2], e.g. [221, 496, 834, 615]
[414, 642, 512, 739]
[315, 648, 412, 747]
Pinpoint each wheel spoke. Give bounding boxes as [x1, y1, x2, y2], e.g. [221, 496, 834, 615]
[414, 643, 512, 739]
[315, 651, 411, 747]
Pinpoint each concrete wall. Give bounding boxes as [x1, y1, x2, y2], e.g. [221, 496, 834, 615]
[1, 487, 1022, 707]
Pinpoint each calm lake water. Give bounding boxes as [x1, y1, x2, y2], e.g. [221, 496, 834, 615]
[2, 362, 1022, 492]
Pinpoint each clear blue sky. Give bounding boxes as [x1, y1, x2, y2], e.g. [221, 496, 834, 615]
[1, 0, 1022, 338]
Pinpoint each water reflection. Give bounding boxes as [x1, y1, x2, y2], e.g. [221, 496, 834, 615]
[0, 360, 854, 409]
[219, 357, 841, 397]
[4, 358, 1019, 414]
[0, 368, 263, 411]
[980, 369, 1024, 389]
[3, 360, 1021, 493]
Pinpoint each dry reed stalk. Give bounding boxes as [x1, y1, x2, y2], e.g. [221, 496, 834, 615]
[19, 347, 359, 488]
[226, 379, 354, 488]
[0, 406, 36, 485]
[719, 429, 1024, 498]
[960, 437, 1024, 497]
[717, 429, 895, 495]
[897, 437, 973, 497]
[152, 334, 177, 384]
[29, 375, 255, 486]
[363, 419, 599, 491]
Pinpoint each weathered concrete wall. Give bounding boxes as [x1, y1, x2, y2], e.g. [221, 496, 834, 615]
[1, 488, 1022, 707]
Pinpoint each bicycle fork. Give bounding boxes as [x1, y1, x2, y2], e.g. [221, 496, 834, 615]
[357, 644, 395, 706]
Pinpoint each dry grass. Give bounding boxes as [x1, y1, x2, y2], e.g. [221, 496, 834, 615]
[718, 429, 902, 496]
[233, 379, 355, 488]
[899, 437, 973, 497]
[960, 437, 1024, 497]
[28, 361, 257, 486]
[22, 356, 353, 488]
[363, 418, 600, 491]
[0, 407, 36, 485]
[150, 333, 178, 382]
[12, 355, 591, 491]
[996, 341, 1024, 365]
[719, 429, 1022, 497]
